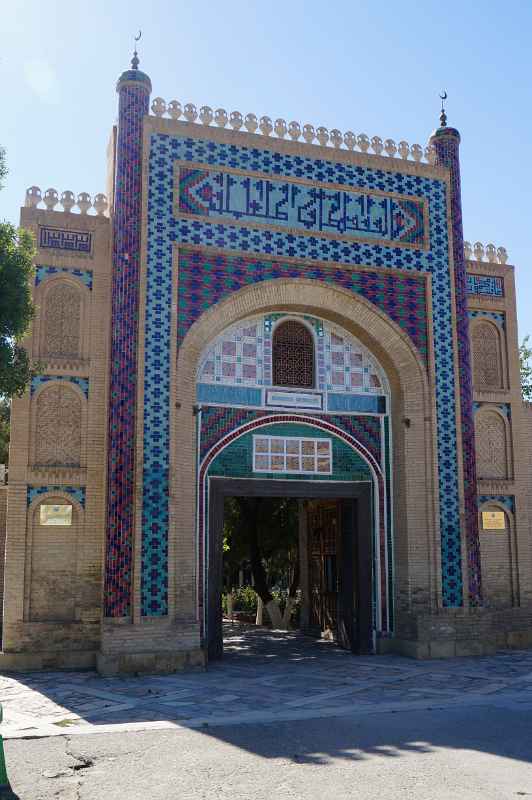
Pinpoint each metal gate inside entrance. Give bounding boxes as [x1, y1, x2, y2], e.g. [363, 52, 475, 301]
[207, 479, 373, 661]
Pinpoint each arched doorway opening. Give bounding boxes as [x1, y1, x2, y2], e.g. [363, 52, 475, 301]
[195, 306, 389, 662]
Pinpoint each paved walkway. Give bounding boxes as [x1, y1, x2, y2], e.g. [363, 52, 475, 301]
[2, 624, 532, 740]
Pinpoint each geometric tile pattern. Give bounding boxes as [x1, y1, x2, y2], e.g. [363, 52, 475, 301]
[178, 165, 427, 247]
[466, 274, 504, 297]
[27, 485, 86, 508]
[104, 80, 151, 617]
[478, 495, 515, 513]
[30, 375, 89, 397]
[432, 127, 481, 607]
[145, 132, 462, 614]
[179, 252, 429, 363]
[474, 402, 511, 419]
[469, 309, 505, 328]
[35, 265, 93, 290]
[199, 405, 383, 464]
[197, 312, 390, 394]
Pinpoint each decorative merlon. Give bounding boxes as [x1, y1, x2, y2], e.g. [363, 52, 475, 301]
[149, 98, 437, 164]
[464, 241, 508, 265]
[24, 187, 109, 216]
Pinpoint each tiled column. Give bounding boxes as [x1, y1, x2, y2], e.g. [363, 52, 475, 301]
[430, 125, 482, 606]
[104, 65, 151, 616]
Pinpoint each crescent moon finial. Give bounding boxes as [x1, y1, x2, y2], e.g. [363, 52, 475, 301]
[131, 30, 142, 70]
[439, 90, 448, 127]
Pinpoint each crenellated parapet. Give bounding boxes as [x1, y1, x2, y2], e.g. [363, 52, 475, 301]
[464, 241, 508, 265]
[149, 97, 437, 164]
[24, 187, 109, 216]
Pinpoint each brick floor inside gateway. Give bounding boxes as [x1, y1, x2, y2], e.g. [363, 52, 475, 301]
[2, 623, 532, 740]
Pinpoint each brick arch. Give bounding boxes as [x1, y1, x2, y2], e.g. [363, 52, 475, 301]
[477, 500, 517, 608]
[199, 414, 387, 631]
[168, 278, 438, 623]
[26, 493, 84, 624]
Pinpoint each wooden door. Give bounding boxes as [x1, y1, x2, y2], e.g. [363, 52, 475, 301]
[337, 496, 373, 654]
[337, 499, 356, 651]
[308, 501, 339, 638]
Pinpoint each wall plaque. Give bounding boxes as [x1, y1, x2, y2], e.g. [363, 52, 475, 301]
[481, 510, 506, 530]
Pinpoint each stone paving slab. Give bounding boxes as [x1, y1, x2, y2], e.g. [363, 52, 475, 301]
[2, 624, 532, 739]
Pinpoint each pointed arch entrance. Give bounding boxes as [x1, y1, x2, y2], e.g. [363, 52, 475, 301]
[198, 413, 385, 661]
[172, 277, 436, 661]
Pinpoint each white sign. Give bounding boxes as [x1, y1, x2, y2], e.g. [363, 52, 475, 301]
[266, 390, 322, 409]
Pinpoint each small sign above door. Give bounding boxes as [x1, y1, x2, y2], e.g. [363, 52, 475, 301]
[266, 390, 323, 409]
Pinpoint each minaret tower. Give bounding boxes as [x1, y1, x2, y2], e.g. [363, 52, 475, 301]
[104, 46, 151, 617]
[429, 99, 482, 607]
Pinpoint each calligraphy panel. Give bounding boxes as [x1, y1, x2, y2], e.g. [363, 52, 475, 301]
[176, 163, 428, 250]
[39, 226, 92, 254]
[466, 274, 504, 297]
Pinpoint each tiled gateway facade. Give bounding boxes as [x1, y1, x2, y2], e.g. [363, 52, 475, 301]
[2, 57, 532, 674]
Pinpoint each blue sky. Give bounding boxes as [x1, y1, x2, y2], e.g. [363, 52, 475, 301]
[1, 0, 531, 337]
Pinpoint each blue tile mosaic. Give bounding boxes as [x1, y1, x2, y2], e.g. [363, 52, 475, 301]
[35, 265, 93, 290]
[31, 375, 89, 398]
[478, 495, 514, 513]
[197, 383, 262, 406]
[327, 393, 386, 413]
[178, 165, 427, 247]
[474, 402, 511, 419]
[467, 273, 503, 297]
[469, 310, 505, 328]
[145, 132, 462, 613]
[27, 485, 86, 508]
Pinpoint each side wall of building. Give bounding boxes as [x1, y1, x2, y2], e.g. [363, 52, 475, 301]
[1, 207, 111, 668]
[467, 257, 532, 626]
[0, 485, 7, 631]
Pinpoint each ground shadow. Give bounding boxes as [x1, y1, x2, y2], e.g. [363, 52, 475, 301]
[1, 625, 532, 771]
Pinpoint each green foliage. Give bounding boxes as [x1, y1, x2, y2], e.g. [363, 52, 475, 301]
[223, 496, 300, 604]
[0, 148, 6, 191]
[222, 585, 258, 615]
[0, 222, 37, 397]
[0, 398, 9, 464]
[223, 496, 298, 566]
[222, 585, 301, 624]
[520, 335, 532, 401]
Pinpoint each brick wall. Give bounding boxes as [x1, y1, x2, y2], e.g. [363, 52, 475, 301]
[0, 486, 7, 629]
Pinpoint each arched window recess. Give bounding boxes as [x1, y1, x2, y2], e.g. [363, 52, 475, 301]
[272, 319, 315, 389]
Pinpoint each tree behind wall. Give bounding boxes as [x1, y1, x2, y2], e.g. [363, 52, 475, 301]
[224, 496, 299, 629]
[0, 147, 36, 400]
[520, 336, 532, 401]
[0, 399, 9, 465]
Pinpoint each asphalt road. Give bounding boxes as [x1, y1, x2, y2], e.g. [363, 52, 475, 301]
[4, 703, 532, 799]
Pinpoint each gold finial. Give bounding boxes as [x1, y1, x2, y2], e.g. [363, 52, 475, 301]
[439, 90, 448, 127]
[131, 30, 142, 70]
